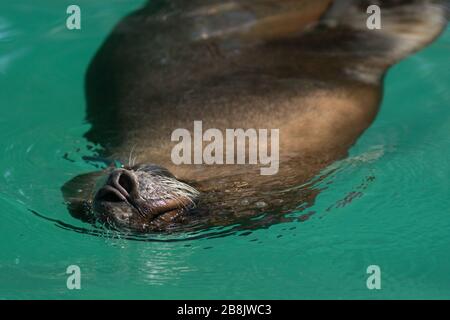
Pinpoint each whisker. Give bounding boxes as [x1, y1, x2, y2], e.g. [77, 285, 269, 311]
[128, 145, 137, 167]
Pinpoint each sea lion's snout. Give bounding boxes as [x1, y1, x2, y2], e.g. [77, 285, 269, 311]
[92, 165, 199, 232]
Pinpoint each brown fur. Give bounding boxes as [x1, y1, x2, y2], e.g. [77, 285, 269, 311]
[64, 0, 448, 231]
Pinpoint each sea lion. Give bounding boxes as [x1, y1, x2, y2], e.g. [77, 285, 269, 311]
[63, 0, 448, 233]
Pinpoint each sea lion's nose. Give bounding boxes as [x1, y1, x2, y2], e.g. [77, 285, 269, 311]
[95, 169, 139, 203]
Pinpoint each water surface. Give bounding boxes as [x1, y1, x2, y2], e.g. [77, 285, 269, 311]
[0, 1, 449, 299]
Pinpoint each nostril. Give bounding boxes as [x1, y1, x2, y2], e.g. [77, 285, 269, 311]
[106, 169, 139, 199]
[95, 185, 127, 203]
[118, 171, 135, 194]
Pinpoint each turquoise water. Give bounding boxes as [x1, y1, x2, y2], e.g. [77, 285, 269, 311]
[0, 1, 449, 299]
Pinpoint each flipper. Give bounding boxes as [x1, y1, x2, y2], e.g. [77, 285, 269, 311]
[318, 0, 449, 83]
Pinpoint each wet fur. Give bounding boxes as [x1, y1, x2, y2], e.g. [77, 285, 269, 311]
[63, 0, 449, 231]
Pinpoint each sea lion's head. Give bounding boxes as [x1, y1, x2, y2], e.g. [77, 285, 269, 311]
[62, 158, 324, 233]
[63, 164, 200, 232]
[93, 164, 199, 232]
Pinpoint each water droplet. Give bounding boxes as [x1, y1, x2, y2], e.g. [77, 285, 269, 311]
[240, 199, 249, 206]
[255, 201, 267, 208]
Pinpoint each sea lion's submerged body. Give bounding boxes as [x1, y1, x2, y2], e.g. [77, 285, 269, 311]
[63, 0, 448, 232]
